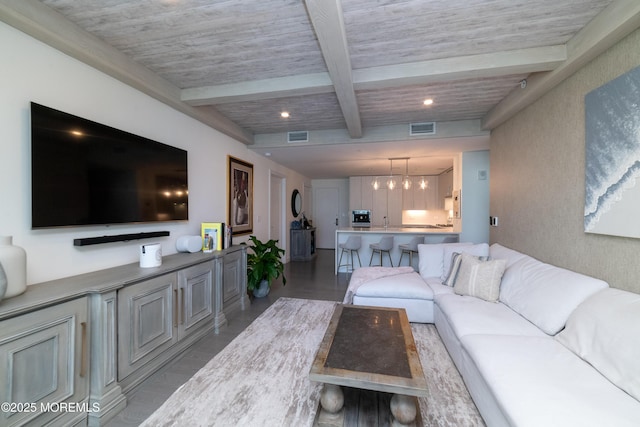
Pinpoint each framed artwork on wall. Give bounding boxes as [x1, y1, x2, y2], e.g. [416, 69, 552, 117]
[228, 156, 253, 236]
[584, 64, 640, 239]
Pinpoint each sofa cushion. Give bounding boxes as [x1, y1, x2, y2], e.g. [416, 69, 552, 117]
[556, 288, 640, 402]
[488, 243, 528, 268]
[418, 242, 470, 279]
[499, 256, 608, 335]
[461, 334, 640, 427]
[354, 271, 434, 300]
[424, 277, 455, 296]
[435, 294, 546, 338]
[453, 253, 506, 302]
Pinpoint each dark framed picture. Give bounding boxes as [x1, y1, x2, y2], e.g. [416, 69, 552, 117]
[228, 156, 253, 235]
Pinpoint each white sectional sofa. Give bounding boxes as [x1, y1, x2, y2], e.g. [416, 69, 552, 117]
[345, 242, 640, 427]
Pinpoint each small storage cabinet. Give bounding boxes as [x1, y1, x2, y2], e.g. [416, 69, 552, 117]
[291, 228, 317, 261]
[0, 297, 89, 427]
[117, 261, 215, 390]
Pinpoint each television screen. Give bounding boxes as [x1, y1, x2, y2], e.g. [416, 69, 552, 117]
[31, 102, 188, 228]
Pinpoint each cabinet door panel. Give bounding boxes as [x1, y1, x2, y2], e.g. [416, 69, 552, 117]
[118, 273, 177, 380]
[223, 250, 242, 303]
[0, 298, 88, 427]
[178, 262, 214, 338]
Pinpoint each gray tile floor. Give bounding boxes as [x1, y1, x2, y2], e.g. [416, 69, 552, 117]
[106, 249, 349, 426]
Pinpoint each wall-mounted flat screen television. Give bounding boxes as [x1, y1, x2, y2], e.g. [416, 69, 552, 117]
[31, 102, 188, 228]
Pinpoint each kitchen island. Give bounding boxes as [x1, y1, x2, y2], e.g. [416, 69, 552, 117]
[335, 227, 459, 274]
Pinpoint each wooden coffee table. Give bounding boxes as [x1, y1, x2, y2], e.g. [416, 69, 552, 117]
[310, 304, 428, 426]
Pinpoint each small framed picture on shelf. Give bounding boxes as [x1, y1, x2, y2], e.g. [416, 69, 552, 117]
[228, 156, 253, 236]
[201, 222, 224, 252]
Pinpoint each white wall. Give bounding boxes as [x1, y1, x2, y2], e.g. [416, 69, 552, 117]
[0, 22, 310, 286]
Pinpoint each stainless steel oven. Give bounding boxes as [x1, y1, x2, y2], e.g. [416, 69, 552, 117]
[351, 210, 371, 227]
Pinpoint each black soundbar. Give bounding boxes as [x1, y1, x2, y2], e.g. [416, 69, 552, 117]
[73, 231, 170, 246]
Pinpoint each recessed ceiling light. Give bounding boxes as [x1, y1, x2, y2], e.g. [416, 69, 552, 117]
[280, 111, 290, 118]
[265, 152, 271, 156]
[423, 99, 434, 106]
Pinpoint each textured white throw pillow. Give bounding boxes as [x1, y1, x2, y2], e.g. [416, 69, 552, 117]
[556, 288, 640, 402]
[453, 253, 506, 302]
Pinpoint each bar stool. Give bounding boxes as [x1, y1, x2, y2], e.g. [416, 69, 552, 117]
[369, 235, 394, 267]
[337, 236, 362, 273]
[397, 236, 424, 268]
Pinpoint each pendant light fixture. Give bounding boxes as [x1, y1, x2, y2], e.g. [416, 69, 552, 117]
[402, 158, 412, 190]
[386, 158, 397, 190]
[371, 177, 380, 190]
[418, 176, 429, 190]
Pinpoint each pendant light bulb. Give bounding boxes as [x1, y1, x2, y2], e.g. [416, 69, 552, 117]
[371, 178, 380, 190]
[386, 159, 396, 190]
[402, 159, 412, 190]
[419, 177, 429, 190]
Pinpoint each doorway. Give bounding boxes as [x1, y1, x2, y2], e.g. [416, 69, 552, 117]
[269, 171, 287, 258]
[315, 186, 340, 249]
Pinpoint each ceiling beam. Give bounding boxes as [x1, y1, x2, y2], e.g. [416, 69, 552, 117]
[182, 73, 334, 105]
[0, 0, 253, 144]
[182, 46, 566, 105]
[352, 46, 566, 90]
[304, 0, 362, 138]
[482, 0, 640, 130]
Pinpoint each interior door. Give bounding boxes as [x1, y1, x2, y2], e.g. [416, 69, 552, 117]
[315, 187, 339, 249]
[269, 172, 286, 256]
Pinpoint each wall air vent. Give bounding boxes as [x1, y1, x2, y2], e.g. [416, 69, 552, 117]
[409, 122, 436, 136]
[287, 131, 309, 143]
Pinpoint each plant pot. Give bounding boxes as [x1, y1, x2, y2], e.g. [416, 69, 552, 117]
[252, 279, 270, 298]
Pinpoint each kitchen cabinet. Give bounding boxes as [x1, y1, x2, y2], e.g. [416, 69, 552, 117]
[349, 176, 373, 211]
[402, 176, 439, 210]
[0, 297, 89, 427]
[438, 169, 454, 208]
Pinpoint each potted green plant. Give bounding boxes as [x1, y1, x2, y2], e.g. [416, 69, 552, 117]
[246, 235, 286, 297]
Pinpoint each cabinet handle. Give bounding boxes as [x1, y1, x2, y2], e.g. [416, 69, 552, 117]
[173, 289, 178, 327]
[180, 288, 185, 325]
[80, 321, 88, 378]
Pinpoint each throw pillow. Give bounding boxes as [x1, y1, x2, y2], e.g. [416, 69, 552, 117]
[453, 253, 506, 302]
[443, 252, 463, 286]
[442, 243, 489, 280]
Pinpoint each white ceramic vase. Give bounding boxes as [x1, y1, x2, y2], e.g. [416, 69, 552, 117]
[0, 262, 7, 301]
[0, 236, 27, 298]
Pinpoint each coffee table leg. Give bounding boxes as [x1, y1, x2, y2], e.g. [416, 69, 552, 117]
[320, 384, 344, 413]
[390, 394, 418, 426]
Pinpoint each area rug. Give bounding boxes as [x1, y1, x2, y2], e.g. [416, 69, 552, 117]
[141, 297, 483, 426]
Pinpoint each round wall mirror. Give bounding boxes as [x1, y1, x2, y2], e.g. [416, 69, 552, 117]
[291, 189, 302, 217]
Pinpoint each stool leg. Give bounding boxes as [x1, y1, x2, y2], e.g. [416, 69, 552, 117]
[355, 250, 361, 268]
[349, 250, 354, 273]
[338, 249, 345, 270]
[369, 250, 376, 266]
[386, 250, 393, 267]
[398, 250, 405, 266]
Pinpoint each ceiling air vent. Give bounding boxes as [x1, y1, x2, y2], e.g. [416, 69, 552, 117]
[409, 122, 436, 136]
[287, 131, 309, 143]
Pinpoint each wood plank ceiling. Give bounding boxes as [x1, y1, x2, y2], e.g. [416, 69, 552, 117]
[4, 0, 640, 177]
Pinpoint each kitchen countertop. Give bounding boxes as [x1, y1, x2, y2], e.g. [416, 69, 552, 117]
[337, 226, 457, 233]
